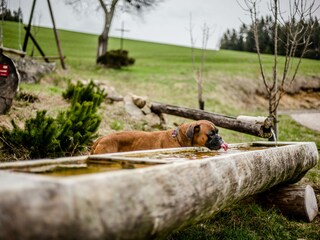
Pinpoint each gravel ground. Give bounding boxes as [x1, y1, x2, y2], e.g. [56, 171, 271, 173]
[290, 112, 320, 132]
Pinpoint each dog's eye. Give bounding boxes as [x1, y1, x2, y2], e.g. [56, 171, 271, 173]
[207, 131, 216, 137]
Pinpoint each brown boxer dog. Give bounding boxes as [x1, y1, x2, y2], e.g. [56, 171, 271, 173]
[91, 120, 228, 154]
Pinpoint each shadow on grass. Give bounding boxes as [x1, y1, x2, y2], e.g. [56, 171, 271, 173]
[168, 201, 320, 240]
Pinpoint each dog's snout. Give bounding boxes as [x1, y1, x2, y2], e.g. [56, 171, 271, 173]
[213, 134, 222, 141]
[205, 134, 224, 150]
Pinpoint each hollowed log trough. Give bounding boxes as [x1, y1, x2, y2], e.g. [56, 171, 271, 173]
[0, 142, 318, 239]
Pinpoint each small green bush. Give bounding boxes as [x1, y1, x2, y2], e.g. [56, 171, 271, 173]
[0, 81, 106, 159]
[97, 49, 135, 69]
[0, 111, 57, 159]
[63, 80, 107, 105]
[110, 120, 124, 131]
[55, 98, 102, 156]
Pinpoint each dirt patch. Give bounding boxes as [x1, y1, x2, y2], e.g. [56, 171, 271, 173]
[0, 86, 163, 136]
[221, 75, 320, 112]
[98, 100, 162, 136]
[280, 92, 320, 109]
[0, 92, 68, 129]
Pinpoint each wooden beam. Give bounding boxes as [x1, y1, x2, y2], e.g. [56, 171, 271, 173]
[23, 27, 49, 63]
[47, 0, 66, 70]
[0, 46, 26, 57]
[32, 56, 66, 60]
[150, 102, 273, 138]
[22, 0, 37, 52]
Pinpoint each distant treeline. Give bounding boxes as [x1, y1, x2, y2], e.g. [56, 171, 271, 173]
[219, 16, 320, 60]
[0, 8, 23, 22]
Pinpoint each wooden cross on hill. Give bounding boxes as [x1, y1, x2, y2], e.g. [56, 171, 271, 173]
[115, 22, 129, 51]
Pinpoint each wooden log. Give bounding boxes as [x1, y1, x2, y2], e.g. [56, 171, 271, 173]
[150, 102, 273, 138]
[236, 115, 271, 126]
[257, 184, 319, 222]
[32, 56, 66, 60]
[0, 142, 318, 239]
[0, 46, 26, 57]
[131, 94, 147, 108]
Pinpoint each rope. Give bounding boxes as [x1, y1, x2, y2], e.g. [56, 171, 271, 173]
[18, 0, 22, 50]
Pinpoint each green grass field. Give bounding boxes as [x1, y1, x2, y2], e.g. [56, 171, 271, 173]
[2, 21, 320, 239]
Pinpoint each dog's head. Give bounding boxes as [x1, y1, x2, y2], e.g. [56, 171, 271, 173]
[179, 120, 228, 151]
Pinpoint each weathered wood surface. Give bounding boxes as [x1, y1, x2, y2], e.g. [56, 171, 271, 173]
[257, 184, 318, 222]
[0, 46, 26, 56]
[0, 142, 318, 239]
[32, 55, 66, 60]
[150, 102, 273, 138]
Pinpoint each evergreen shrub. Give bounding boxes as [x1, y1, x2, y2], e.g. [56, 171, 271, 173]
[63, 80, 107, 105]
[0, 81, 106, 159]
[97, 49, 135, 69]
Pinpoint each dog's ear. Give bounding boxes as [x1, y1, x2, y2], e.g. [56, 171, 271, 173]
[186, 124, 201, 139]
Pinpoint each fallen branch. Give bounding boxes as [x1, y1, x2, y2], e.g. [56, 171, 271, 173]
[150, 102, 273, 138]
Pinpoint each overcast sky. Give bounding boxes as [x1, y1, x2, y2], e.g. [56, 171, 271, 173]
[8, 0, 320, 49]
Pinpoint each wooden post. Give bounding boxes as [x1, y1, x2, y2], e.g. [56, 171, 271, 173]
[256, 184, 319, 222]
[23, 27, 49, 62]
[22, 0, 37, 53]
[115, 21, 129, 51]
[47, 0, 66, 70]
[150, 102, 273, 138]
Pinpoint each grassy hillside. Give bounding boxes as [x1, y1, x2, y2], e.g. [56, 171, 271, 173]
[2, 21, 320, 239]
[3, 21, 320, 142]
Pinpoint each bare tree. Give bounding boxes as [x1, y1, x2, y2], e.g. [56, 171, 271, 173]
[189, 14, 212, 110]
[240, 0, 318, 139]
[65, 0, 162, 63]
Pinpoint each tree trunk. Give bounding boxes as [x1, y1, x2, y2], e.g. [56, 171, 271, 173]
[150, 102, 273, 138]
[268, 92, 278, 141]
[96, 17, 111, 61]
[97, 34, 108, 61]
[256, 184, 318, 222]
[96, 0, 117, 62]
[198, 99, 204, 110]
[270, 0, 279, 141]
[197, 70, 204, 110]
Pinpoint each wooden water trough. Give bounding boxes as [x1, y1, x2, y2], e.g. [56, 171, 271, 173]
[0, 141, 318, 239]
